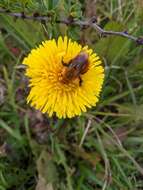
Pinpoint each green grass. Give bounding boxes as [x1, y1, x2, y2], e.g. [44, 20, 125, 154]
[0, 0, 143, 189]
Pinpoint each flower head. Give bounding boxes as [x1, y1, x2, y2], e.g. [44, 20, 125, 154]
[23, 36, 104, 118]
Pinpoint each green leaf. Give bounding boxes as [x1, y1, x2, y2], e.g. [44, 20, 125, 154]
[0, 119, 22, 141]
[0, 15, 45, 50]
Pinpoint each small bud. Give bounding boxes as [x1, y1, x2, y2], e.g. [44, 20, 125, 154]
[123, 31, 128, 34]
[136, 37, 143, 45]
[5, 9, 10, 13]
[67, 15, 74, 25]
[33, 12, 39, 17]
[21, 12, 26, 19]
[90, 16, 97, 23]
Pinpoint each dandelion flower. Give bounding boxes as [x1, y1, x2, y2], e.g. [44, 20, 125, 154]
[23, 36, 104, 118]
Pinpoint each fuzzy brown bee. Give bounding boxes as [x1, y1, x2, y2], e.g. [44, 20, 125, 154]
[61, 51, 89, 86]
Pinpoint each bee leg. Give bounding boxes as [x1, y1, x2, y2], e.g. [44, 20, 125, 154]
[79, 76, 83, 86]
[62, 57, 68, 67]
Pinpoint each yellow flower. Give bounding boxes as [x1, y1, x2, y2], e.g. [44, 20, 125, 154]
[23, 36, 104, 118]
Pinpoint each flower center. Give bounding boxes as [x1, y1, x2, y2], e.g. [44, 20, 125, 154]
[47, 70, 79, 92]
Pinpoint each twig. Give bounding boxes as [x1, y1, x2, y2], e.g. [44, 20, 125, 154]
[0, 8, 52, 21]
[0, 8, 143, 45]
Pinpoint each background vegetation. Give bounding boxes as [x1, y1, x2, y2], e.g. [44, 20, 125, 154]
[0, 0, 143, 189]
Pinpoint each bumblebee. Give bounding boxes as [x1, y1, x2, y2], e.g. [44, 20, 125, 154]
[61, 51, 89, 86]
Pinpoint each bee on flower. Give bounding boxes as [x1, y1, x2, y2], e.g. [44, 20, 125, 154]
[23, 36, 104, 118]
